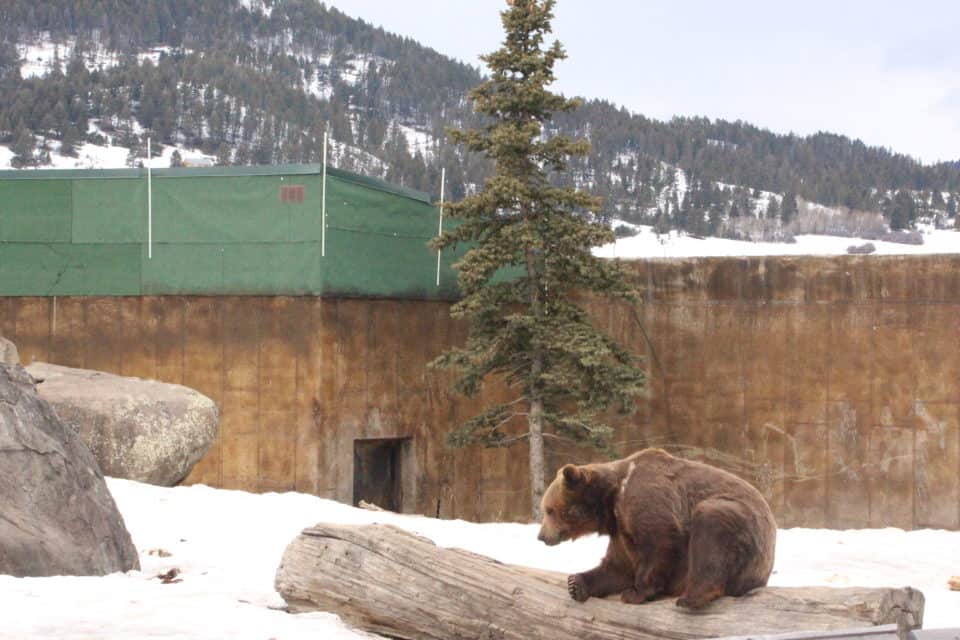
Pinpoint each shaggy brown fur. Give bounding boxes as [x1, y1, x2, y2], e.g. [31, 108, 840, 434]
[537, 448, 777, 609]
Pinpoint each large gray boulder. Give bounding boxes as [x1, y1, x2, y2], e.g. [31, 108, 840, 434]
[0, 363, 140, 577]
[26, 363, 218, 487]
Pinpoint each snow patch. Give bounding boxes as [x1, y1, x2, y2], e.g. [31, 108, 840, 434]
[614, 151, 638, 168]
[51, 142, 129, 169]
[673, 167, 687, 209]
[238, 0, 273, 17]
[302, 68, 333, 100]
[398, 124, 435, 160]
[16, 34, 177, 78]
[0, 137, 215, 171]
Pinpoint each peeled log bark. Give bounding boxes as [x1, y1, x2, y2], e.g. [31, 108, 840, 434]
[274, 523, 924, 640]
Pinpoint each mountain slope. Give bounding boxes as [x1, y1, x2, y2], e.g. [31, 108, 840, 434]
[1, 0, 958, 237]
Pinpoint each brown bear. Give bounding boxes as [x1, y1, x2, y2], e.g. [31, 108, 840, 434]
[537, 448, 777, 608]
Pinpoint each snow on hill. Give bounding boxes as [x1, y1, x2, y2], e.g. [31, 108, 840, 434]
[0, 479, 957, 639]
[237, 0, 273, 17]
[599, 224, 960, 258]
[16, 33, 175, 78]
[398, 123, 437, 160]
[0, 136, 214, 171]
[9, 28, 409, 171]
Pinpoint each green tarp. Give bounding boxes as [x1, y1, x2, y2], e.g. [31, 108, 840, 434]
[0, 243, 141, 296]
[0, 165, 463, 299]
[0, 179, 72, 243]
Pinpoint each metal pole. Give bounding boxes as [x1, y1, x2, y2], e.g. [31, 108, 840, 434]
[147, 137, 152, 260]
[436, 167, 445, 287]
[321, 129, 328, 257]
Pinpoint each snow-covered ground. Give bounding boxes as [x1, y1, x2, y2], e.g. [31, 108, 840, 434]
[44, 141, 130, 170]
[599, 224, 960, 258]
[0, 479, 957, 639]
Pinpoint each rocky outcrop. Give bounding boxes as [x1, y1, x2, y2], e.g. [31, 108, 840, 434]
[0, 363, 140, 577]
[847, 242, 876, 255]
[26, 363, 218, 487]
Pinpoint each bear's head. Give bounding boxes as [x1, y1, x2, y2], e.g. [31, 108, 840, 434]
[537, 464, 601, 546]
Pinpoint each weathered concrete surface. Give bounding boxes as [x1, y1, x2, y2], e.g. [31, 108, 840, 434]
[26, 362, 219, 486]
[0, 363, 140, 577]
[3, 254, 960, 528]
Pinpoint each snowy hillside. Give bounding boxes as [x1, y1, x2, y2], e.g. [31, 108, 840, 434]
[4, 2, 958, 231]
[0, 479, 957, 638]
[3, 18, 440, 179]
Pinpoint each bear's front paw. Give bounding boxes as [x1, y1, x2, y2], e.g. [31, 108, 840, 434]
[567, 574, 589, 602]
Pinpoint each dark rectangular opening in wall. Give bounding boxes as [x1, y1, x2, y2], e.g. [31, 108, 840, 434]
[353, 437, 409, 512]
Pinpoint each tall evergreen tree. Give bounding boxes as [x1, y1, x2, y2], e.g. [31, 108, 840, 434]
[125, 148, 143, 168]
[11, 125, 35, 167]
[431, 0, 645, 519]
[60, 123, 81, 157]
[215, 142, 232, 166]
[781, 191, 799, 224]
[889, 189, 916, 231]
[765, 197, 781, 220]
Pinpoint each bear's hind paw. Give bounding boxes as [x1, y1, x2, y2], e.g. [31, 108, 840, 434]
[676, 586, 724, 609]
[621, 586, 656, 604]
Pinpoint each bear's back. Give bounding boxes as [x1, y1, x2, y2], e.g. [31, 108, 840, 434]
[616, 449, 776, 533]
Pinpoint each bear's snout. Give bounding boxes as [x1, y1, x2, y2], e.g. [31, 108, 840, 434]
[537, 527, 562, 546]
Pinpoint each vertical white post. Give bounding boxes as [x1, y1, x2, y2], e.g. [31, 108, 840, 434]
[147, 137, 153, 260]
[436, 167, 446, 287]
[321, 129, 328, 257]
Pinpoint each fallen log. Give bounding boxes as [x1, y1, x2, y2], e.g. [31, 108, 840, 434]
[274, 523, 924, 640]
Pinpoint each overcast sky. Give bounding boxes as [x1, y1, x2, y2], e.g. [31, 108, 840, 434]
[327, 0, 959, 164]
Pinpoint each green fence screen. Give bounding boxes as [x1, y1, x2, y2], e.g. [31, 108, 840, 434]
[0, 165, 464, 299]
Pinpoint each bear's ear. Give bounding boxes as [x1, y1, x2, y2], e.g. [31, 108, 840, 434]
[561, 464, 586, 487]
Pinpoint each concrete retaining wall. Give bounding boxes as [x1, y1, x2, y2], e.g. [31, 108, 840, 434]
[4, 254, 959, 528]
